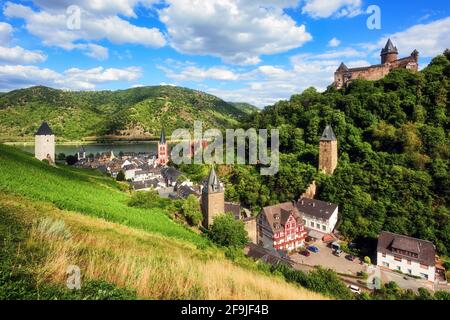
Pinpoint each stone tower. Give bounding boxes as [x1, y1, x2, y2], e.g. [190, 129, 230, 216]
[318, 125, 337, 175]
[201, 166, 225, 228]
[35, 121, 55, 163]
[157, 128, 168, 166]
[381, 38, 398, 64]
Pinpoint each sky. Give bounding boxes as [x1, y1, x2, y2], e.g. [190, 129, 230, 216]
[0, 0, 449, 107]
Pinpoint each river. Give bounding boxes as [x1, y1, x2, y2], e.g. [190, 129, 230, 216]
[12, 142, 158, 156]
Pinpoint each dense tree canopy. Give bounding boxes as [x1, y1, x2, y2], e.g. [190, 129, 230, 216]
[222, 52, 450, 255]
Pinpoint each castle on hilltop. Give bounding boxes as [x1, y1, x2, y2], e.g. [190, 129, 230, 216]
[333, 39, 419, 89]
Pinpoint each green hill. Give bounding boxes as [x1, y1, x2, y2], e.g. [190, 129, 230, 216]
[0, 144, 327, 300]
[228, 102, 260, 115]
[223, 50, 450, 255]
[0, 85, 252, 142]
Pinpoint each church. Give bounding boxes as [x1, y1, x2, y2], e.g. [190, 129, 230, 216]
[334, 39, 419, 89]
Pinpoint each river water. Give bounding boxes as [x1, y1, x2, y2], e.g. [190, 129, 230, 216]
[13, 142, 158, 156]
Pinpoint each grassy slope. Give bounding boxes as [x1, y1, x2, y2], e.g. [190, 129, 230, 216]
[0, 145, 325, 299]
[0, 144, 204, 245]
[0, 86, 253, 141]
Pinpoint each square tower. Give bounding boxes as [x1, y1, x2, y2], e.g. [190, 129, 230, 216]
[319, 125, 338, 175]
[201, 166, 225, 228]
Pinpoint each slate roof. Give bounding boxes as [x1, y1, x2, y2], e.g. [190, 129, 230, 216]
[320, 125, 337, 141]
[225, 202, 241, 220]
[203, 166, 223, 193]
[35, 121, 53, 136]
[377, 231, 435, 266]
[159, 128, 166, 144]
[336, 62, 349, 72]
[161, 166, 181, 180]
[381, 38, 398, 55]
[260, 202, 303, 234]
[297, 198, 338, 221]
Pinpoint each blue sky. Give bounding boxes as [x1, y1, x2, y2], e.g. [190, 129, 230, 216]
[0, 0, 449, 107]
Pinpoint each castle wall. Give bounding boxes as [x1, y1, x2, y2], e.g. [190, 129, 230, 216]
[35, 135, 55, 163]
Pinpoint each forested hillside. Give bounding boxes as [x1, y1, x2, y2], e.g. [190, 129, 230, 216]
[223, 50, 450, 255]
[0, 86, 254, 141]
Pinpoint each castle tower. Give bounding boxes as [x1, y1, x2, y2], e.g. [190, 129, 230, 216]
[201, 166, 225, 228]
[318, 125, 338, 175]
[381, 38, 398, 64]
[34, 121, 55, 163]
[157, 128, 168, 166]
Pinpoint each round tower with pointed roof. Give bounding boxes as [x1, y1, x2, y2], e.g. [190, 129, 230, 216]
[157, 128, 168, 166]
[35, 121, 55, 163]
[381, 38, 399, 64]
[201, 166, 225, 227]
[319, 125, 338, 175]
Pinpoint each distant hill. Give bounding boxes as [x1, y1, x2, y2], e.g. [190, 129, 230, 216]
[0, 86, 252, 141]
[228, 102, 260, 115]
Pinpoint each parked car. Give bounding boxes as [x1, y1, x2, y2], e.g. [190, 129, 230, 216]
[300, 250, 311, 257]
[348, 285, 361, 294]
[346, 254, 355, 261]
[307, 246, 319, 253]
[333, 249, 343, 257]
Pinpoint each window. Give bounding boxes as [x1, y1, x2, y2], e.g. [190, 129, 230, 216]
[420, 264, 429, 270]
[310, 221, 314, 227]
[316, 223, 320, 228]
[383, 262, 389, 267]
[382, 253, 386, 258]
[394, 256, 402, 262]
[322, 225, 326, 231]
[407, 269, 412, 274]
[397, 266, 401, 271]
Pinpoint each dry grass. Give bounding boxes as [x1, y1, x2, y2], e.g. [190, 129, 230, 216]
[1, 193, 326, 300]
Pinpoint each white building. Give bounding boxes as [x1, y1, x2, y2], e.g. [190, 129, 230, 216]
[377, 231, 436, 282]
[35, 121, 55, 163]
[297, 198, 338, 235]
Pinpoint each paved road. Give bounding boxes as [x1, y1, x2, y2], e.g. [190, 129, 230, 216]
[367, 265, 435, 292]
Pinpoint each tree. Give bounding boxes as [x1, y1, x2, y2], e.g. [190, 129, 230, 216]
[181, 195, 202, 226]
[57, 153, 66, 161]
[208, 213, 248, 248]
[116, 170, 125, 181]
[65, 155, 78, 165]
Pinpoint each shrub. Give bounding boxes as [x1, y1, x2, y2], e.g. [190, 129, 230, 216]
[127, 190, 170, 210]
[65, 155, 78, 165]
[33, 217, 71, 240]
[181, 195, 203, 226]
[364, 256, 371, 264]
[357, 271, 368, 279]
[116, 170, 125, 181]
[208, 214, 248, 248]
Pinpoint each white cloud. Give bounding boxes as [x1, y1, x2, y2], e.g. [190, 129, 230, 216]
[30, 0, 157, 18]
[3, 2, 166, 59]
[159, 0, 312, 65]
[0, 46, 47, 64]
[160, 65, 239, 82]
[328, 37, 341, 47]
[0, 65, 142, 91]
[302, 0, 362, 18]
[0, 22, 13, 44]
[76, 44, 109, 61]
[373, 17, 450, 58]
